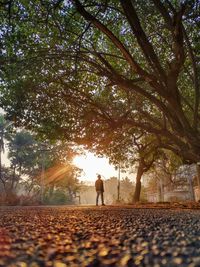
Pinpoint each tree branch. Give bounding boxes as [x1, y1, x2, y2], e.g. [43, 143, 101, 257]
[183, 27, 200, 129]
[120, 0, 167, 85]
[73, 0, 158, 83]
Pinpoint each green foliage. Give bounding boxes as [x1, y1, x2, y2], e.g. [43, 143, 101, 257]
[0, 1, 200, 166]
[43, 188, 72, 205]
[8, 131, 38, 173]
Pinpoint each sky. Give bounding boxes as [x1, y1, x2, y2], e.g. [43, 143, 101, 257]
[2, 150, 10, 166]
[73, 152, 119, 183]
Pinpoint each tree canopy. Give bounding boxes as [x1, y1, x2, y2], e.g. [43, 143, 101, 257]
[0, 0, 200, 164]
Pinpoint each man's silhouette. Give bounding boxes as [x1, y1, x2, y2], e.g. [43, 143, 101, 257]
[95, 174, 105, 206]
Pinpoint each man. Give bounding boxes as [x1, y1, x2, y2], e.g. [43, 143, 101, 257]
[95, 174, 105, 206]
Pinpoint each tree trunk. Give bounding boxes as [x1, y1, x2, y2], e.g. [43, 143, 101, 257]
[49, 184, 55, 200]
[158, 178, 164, 202]
[196, 163, 200, 201]
[10, 167, 16, 193]
[68, 187, 73, 203]
[133, 159, 145, 202]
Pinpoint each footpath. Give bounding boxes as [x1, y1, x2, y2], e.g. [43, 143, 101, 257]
[0, 205, 200, 266]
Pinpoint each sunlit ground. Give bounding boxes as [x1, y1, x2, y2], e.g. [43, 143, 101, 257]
[73, 152, 118, 183]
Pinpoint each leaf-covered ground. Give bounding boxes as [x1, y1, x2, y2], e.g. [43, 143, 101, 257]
[0, 205, 200, 266]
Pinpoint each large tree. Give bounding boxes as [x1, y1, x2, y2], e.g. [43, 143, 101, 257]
[0, 0, 200, 165]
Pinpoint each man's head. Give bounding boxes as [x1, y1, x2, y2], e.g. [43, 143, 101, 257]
[97, 174, 101, 179]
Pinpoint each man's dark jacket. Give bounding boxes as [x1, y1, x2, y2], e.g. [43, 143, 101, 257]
[95, 179, 104, 192]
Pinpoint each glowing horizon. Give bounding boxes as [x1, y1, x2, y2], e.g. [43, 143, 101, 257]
[73, 152, 118, 183]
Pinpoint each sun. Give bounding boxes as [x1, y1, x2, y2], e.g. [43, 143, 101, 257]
[73, 152, 117, 183]
[73, 154, 88, 168]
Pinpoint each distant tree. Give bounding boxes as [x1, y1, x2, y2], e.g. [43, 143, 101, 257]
[42, 163, 82, 204]
[120, 177, 135, 203]
[8, 131, 39, 175]
[0, 114, 13, 182]
[105, 176, 135, 204]
[105, 177, 118, 203]
[146, 151, 191, 201]
[0, 166, 20, 198]
[4, 128, 82, 204]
